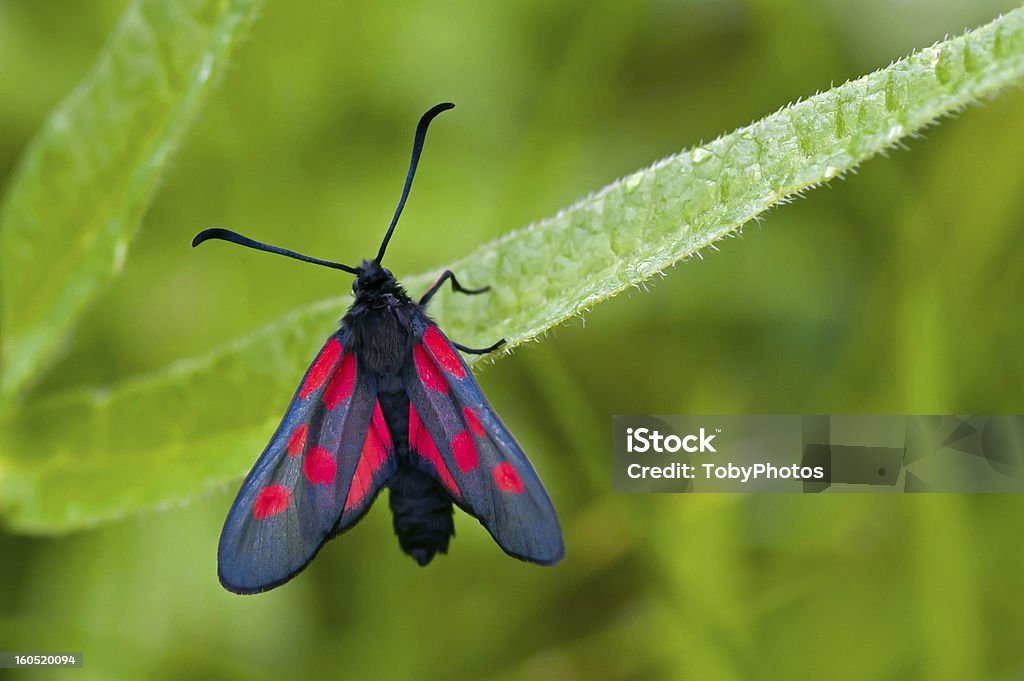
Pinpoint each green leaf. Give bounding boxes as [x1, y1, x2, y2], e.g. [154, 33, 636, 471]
[0, 0, 262, 408]
[3, 8, 1024, 532]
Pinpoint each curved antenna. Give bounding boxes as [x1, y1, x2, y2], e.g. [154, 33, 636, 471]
[192, 228, 360, 274]
[375, 102, 455, 264]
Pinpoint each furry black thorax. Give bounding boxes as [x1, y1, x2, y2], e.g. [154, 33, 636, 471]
[342, 259, 420, 375]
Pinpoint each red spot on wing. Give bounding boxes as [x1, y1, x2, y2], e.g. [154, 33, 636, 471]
[410, 404, 460, 496]
[451, 430, 479, 473]
[287, 424, 308, 457]
[304, 446, 337, 486]
[345, 402, 393, 510]
[423, 326, 466, 379]
[414, 344, 447, 393]
[253, 485, 290, 519]
[323, 353, 357, 409]
[493, 463, 524, 494]
[463, 406, 485, 438]
[300, 338, 342, 398]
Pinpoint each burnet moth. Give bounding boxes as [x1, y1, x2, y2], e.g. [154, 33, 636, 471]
[194, 103, 563, 594]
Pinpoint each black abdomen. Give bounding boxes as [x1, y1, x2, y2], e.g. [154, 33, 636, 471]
[378, 374, 454, 566]
[388, 468, 454, 565]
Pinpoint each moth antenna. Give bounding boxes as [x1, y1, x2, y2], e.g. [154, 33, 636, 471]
[375, 102, 455, 265]
[193, 228, 360, 274]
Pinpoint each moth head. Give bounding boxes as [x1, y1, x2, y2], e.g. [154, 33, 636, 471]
[352, 259, 395, 294]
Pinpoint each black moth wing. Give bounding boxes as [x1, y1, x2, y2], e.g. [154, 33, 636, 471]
[218, 326, 397, 594]
[403, 313, 564, 564]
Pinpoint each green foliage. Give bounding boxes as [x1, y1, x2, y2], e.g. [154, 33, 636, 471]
[2, 6, 1024, 533]
[3, 3, 1024, 680]
[0, 0, 261, 407]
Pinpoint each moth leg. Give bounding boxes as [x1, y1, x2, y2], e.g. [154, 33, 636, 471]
[419, 270, 490, 306]
[453, 338, 506, 355]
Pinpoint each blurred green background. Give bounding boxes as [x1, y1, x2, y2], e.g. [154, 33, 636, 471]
[3, 0, 1024, 679]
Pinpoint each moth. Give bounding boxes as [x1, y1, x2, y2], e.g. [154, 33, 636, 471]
[194, 103, 563, 594]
